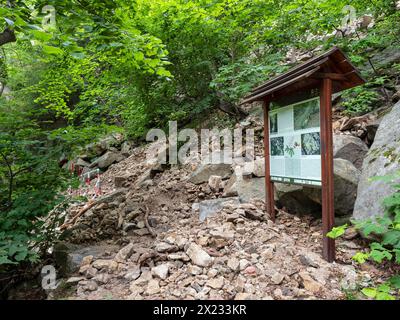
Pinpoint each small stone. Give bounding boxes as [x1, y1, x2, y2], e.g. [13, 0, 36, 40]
[114, 243, 134, 262]
[226, 213, 240, 222]
[186, 243, 213, 267]
[187, 265, 203, 275]
[80, 255, 93, 267]
[343, 227, 358, 240]
[207, 268, 219, 278]
[209, 228, 235, 240]
[234, 292, 253, 300]
[136, 220, 146, 229]
[261, 247, 274, 260]
[151, 264, 169, 280]
[133, 228, 150, 236]
[244, 266, 257, 276]
[208, 175, 222, 192]
[80, 265, 98, 278]
[340, 266, 358, 290]
[80, 280, 98, 291]
[299, 272, 322, 293]
[92, 259, 119, 272]
[299, 254, 319, 268]
[168, 252, 190, 262]
[273, 288, 283, 299]
[67, 276, 85, 284]
[125, 265, 141, 281]
[206, 277, 224, 289]
[122, 222, 136, 232]
[271, 272, 285, 285]
[245, 210, 265, 221]
[133, 270, 153, 286]
[129, 283, 144, 294]
[146, 279, 160, 295]
[239, 259, 250, 271]
[93, 273, 110, 284]
[227, 257, 240, 272]
[155, 242, 176, 253]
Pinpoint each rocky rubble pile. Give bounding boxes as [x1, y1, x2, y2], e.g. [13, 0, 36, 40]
[53, 103, 397, 300]
[60, 200, 366, 300]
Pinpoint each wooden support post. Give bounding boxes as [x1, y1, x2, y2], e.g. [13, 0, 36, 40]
[263, 98, 276, 222]
[320, 78, 335, 262]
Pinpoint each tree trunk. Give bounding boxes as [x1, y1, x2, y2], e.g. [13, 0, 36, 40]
[0, 28, 16, 47]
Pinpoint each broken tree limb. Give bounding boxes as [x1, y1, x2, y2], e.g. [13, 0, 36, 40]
[59, 200, 99, 230]
[60, 189, 126, 230]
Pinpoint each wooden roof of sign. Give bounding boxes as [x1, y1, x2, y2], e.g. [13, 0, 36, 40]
[241, 46, 365, 105]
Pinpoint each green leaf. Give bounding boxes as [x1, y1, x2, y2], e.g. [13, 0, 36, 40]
[133, 51, 144, 61]
[382, 230, 400, 246]
[14, 250, 28, 262]
[31, 30, 53, 42]
[326, 224, 348, 239]
[156, 68, 172, 78]
[0, 256, 16, 265]
[362, 223, 387, 236]
[42, 45, 64, 55]
[369, 249, 393, 263]
[377, 283, 391, 293]
[394, 249, 400, 263]
[388, 275, 400, 289]
[352, 252, 369, 264]
[361, 287, 377, 298]
[376, 291, 395, 300]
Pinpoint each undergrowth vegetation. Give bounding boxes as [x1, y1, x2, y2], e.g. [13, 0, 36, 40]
[1, 0, 400, 275]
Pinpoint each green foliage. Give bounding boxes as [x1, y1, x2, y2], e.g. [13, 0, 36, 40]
[331, 172, 400, 300]
[353, 172, 400, 265]
[327, 224, 348, 239]
[361, 284, 396, 300]
[0, 127, 72, 266]
[1, 0, 400, 274]
[341, 86, 380, 116]
[49, 124, 124, 156]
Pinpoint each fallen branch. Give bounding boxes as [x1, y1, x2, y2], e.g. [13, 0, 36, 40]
[59, 200, 99, 230]
[60, 189, 126, 230]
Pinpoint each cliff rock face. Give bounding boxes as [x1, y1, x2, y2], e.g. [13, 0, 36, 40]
[353, 101, 400, 220]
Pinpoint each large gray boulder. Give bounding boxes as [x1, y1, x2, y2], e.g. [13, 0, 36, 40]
[353, 102, 400, 220]
[85, 134, 124, 158]
[226, 158, 360, 216]
[304, 159, 361, 216]
[223, 174, 265, 203]
[189, 163, 232, 184]
[333, 134, 368, 169]
[236, 176, 265, 203]
[90, 151, 125, 169]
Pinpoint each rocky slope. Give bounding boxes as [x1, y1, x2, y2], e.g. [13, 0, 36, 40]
[50, 118, 391, 300]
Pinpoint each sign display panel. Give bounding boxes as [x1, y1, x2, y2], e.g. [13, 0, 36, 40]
[269, 97, 321, 186]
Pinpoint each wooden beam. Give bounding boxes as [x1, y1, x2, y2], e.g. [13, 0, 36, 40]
[242, 67, 320, 104]
[263, 98, 276, 222]
[311, 72, 348, 81]
[320, 78, 335, 262]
